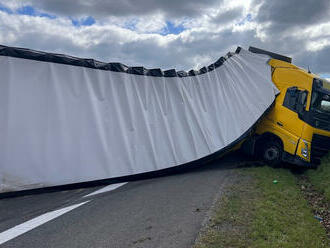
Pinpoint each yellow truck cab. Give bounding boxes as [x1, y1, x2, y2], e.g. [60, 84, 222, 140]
[243, 47, 330, 167]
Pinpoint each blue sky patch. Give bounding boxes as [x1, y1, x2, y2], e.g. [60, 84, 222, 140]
[0, 4, 13, 14]
[16, 5, 56, 19]
[238, 14, 252, 26]
[124, 19, 139, 31]
[320, 74, 330, 79]
[71, 16, 96, 27]
[162, 21, 185, 35]
[16, 6, 35, 15]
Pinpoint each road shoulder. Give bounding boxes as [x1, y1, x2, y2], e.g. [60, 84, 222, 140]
[194, 164, 330, 248]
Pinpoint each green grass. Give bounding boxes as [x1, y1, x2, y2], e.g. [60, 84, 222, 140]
[194, 166, 329, 248]
[306, 153, 330, 201]
[194, 177, 256, 248]
[248, 166, 327, 247]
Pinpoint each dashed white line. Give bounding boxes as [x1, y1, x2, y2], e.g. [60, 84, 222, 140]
[83, 182, 127, 198]
[0, 201, 90, 245]
[0, 182, 127, 245]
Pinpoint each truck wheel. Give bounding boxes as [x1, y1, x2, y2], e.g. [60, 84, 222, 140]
[262, 141, 283, 167]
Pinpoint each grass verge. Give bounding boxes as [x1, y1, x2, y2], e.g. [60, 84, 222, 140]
[305, 153, 330, 201]
[194, 165, 329, 248]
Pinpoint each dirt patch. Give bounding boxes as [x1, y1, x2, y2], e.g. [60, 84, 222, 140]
[297, 175, 330, 238]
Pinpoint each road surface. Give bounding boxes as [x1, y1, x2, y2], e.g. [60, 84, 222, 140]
[0, 154, 245, 248]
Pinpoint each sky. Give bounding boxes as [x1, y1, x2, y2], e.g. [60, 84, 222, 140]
[0, 0, 329, 77]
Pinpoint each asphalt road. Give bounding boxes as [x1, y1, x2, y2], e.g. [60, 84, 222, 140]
[0, 154, 244, 248]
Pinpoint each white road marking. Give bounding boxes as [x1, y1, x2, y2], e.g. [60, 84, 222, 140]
[0, 201, 89, 245]
[0, 182, 127, 244]
[83, 183, 127, 198]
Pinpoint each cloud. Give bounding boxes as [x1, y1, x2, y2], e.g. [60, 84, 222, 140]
[16, 0, 224, 18]
[254, 0, 330, 28]
[249, 0, 330, 73]
[0, 0, 250, 71]
[250, 0, 330, 43]
[0, 0, 329, 75]
[295, 46, 330, 75]
[0, 9, 237, 70]
[211, 7, 243, 24]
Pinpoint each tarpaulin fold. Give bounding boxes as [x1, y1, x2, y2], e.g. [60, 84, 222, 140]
[0, 46, 279, 193]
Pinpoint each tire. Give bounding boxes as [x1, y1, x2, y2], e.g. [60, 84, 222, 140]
[261, 141, 283, 167]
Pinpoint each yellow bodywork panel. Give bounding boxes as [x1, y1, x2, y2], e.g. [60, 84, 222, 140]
[256, 117, 299, 156]
[237, 56, 330, 165]
[254, 58, 326, 163]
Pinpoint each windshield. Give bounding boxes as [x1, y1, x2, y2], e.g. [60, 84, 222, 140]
[311, 79, 330, 114]
[311, 92, 330, 114]
[323, 79, 330, 91]
[320, 97, 330, 113]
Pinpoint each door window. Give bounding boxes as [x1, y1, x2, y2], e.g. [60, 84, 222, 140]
[283, 87, 307, 112]
[283, 87, 298, 112]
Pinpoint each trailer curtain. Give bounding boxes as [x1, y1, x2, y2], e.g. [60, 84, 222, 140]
[0, 47, 278, 193]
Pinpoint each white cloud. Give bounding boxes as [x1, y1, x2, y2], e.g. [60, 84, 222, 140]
[0, 2, 245, 69]
[0, 0, 329, 74]
[306, 39, 330, 52]
[134, 14, 167, 33]
[0, 0, 25, 9]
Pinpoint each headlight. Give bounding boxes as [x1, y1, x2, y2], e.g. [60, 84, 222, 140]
[301, 140, 309, 158]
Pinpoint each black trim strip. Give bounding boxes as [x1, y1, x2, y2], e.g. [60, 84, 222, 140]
[248, 46, 292, 63]
[0, 44, 242, 78]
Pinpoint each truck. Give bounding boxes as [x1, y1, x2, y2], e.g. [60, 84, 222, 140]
[0, 44, 329, 194]
[241, 47, 330, 167]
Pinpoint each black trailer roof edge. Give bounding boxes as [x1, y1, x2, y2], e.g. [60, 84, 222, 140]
[248, 46, 292, 64]
[0, 44, 245, 78]
[235, 47, 242, 54]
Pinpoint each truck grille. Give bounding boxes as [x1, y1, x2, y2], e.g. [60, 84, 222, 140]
[311, 134, 330, 163]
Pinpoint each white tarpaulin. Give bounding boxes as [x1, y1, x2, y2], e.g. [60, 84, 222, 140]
[0, 46, 279, 193]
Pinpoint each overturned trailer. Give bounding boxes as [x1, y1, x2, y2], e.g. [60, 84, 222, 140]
[0, 45, 278, 194]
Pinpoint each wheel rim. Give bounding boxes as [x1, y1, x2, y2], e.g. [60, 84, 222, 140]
[264, 146, 279, 161]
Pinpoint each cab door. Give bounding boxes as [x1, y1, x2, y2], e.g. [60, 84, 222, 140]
[274, 86, 307, 150]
